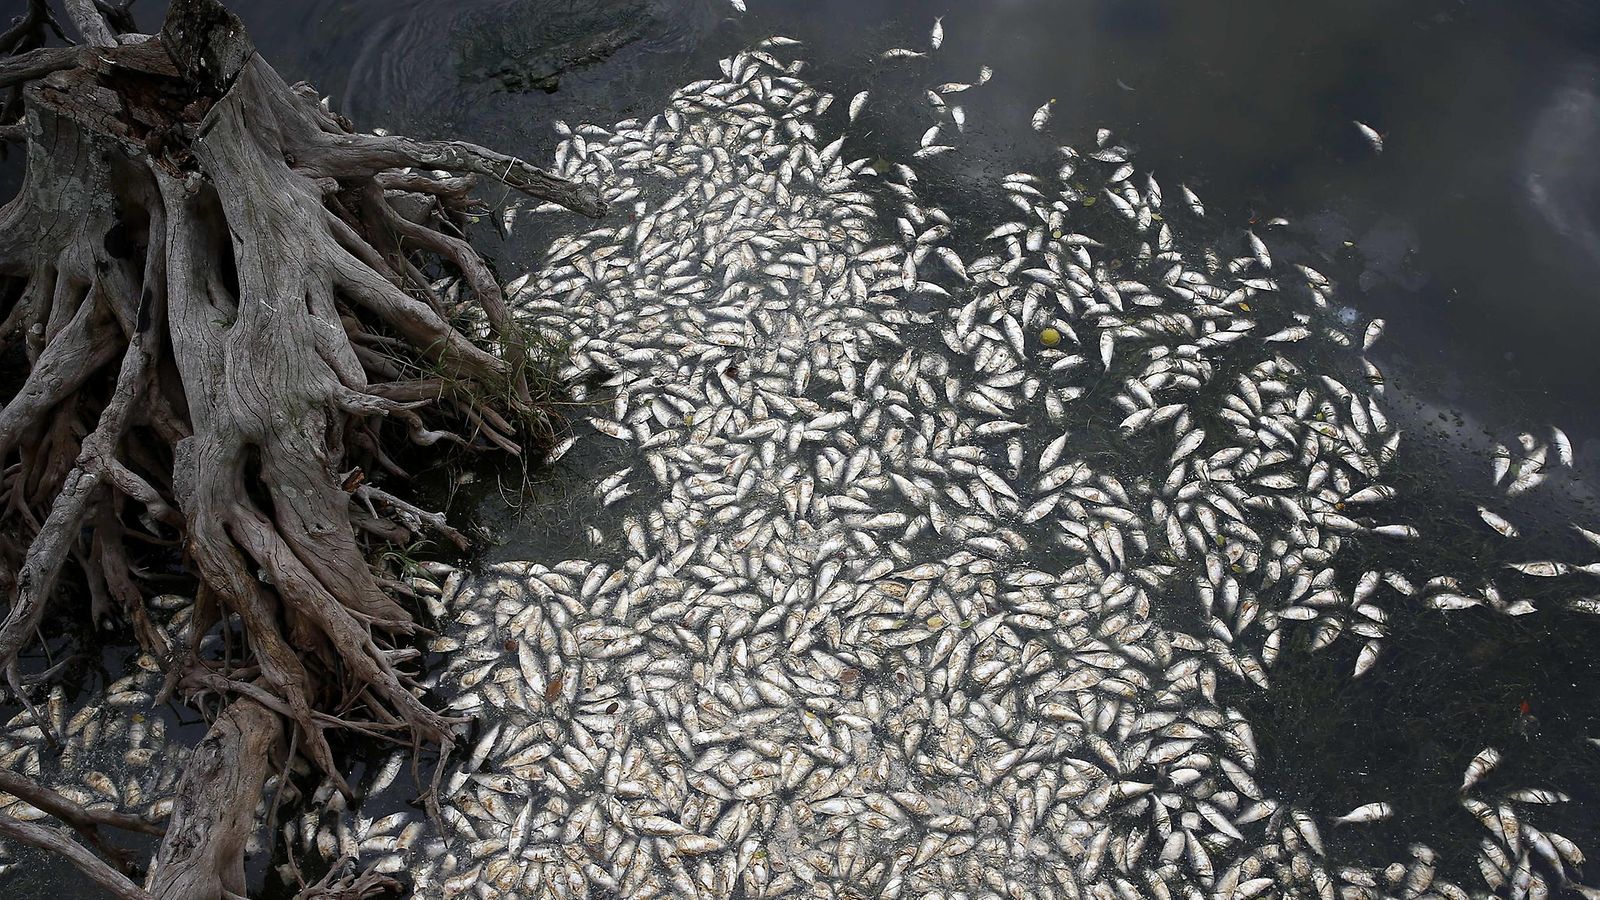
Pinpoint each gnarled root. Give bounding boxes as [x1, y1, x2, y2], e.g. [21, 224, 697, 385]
[0, 0, 602, 894]
[293, 858, 404, 900]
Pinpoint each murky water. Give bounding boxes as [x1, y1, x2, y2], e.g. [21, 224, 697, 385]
[4, 0, 1600, 896]
[227, 0, 1600, 424]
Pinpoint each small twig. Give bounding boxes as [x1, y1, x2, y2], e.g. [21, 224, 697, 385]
[294, 857, 402, 900]
[0, 0, 54, 54]
[5, 660, 58, 748]
[263, 726, 299, 860]
[353, 483, 470, 550]
[20, 652, 81, 686]
[184, 671, 420, 744]
[303, 133, 607, 218]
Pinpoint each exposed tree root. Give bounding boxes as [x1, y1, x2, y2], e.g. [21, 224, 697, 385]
[0, 0, 603, 894]
[0, 767, 165, 877]
[293, 858, 404, 900]
[145, 697, 281, 900]
[0, 812, 154, 900]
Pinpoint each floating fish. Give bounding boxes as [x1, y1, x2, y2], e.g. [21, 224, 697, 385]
[1032, 99, 1055, 131]
[1552, 425, 1574, 467]
[1333, 801, 1394, 824]
[1507, 560, 1569, 577]
[848, 90, 869, 122]
[1462, 747, 1502, 793]
[1354, 120, 1384, 153]
[1478, 507, 1519, 538]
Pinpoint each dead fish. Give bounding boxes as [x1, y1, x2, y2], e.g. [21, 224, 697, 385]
[1507, 561, 1568, 577]
[1552, 426, 1574, 467]
[1032, 99, 1055, 132]
[1477, 507, 1519, 539]
[849, 90, 869, 122]
[1354, 120, 1384, 153]
[1462, 747, 1502, 793]
[1363, 318, 1385, 350]
[1333, 802, 1393, 825]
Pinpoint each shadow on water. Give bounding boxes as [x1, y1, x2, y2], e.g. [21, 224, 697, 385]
[5, 0, 1600, 895]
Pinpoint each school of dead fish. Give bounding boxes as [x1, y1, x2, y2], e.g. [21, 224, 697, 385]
[2, 9, 1598, 900]
[0, 646, 187, 833]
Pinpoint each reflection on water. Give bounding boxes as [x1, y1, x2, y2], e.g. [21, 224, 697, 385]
[1523, 62, 1600, 274]
[335, 0, 726, 125]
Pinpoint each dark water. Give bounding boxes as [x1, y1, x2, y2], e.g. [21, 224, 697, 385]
[5, 0, 1600, 894]
[199, 0, 1600, 458]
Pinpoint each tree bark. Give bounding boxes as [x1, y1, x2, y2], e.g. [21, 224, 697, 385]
[144, 698, 282, 900]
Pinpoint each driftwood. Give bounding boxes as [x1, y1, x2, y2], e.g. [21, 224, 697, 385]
[0, 0, 602, 895]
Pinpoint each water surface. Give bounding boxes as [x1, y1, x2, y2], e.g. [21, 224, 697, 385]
[3, 0, 1600, 895]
